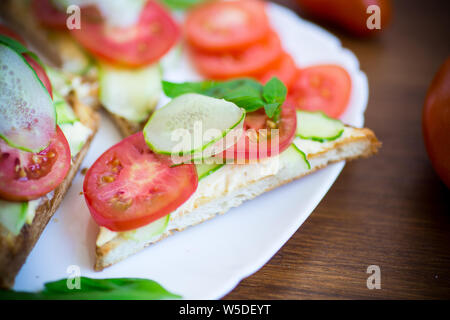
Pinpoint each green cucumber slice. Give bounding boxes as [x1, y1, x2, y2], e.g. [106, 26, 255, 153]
[99, 62, 161, 123]
[195, 163, 224, 180]
[0, 200, 28, 236]
[54, 92, 78, 124]
[144, 93, 245, 160]
[0, 43, 55, 152]
[121, 214, 169, 241]
[59, 122, 92, 156]
[296, 110, 344, 142]
[279, 143, 311, 170]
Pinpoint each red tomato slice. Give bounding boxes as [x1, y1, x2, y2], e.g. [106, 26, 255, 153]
[83, 132, 198, 231]
[0, 126, 71, 201]
[190, 32, 283, 80]
[220, 105, 297, 161]
[258, 53, 297, 88]
[71, 1, 179, 67]
[0, 24, 25, 44]
[24, 54, 53, 99]
[185, 0, 270, 52]
[31, 0, 68, 30]
[287, 65, 352, 118]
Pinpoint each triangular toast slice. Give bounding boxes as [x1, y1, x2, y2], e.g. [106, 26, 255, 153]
[94, 126, 380, 270]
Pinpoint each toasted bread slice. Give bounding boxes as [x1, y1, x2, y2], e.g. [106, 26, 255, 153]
[94, 127, 380, 270]
[0, 0, 148, 137]
[0, 79, 100, 289]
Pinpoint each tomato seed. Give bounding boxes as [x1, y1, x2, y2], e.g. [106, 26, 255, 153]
[102, 175, 115, 183]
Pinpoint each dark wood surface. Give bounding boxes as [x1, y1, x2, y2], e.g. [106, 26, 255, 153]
[225, 0, 450, 300]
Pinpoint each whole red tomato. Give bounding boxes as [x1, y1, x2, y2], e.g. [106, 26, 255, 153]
[423, 57, 450, 188]
[295, 0, 392, 37]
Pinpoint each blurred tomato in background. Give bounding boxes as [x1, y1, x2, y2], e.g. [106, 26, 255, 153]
[423, 57, 450, 189]
[295, 0, 392, 37]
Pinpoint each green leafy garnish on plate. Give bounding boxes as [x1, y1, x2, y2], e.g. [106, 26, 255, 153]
[162, 77, 287, 122]
[0, 277, 182, 300]
[161, 0, 211, 10]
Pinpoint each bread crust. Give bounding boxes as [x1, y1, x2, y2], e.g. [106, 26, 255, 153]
[110, 114, 148, 137]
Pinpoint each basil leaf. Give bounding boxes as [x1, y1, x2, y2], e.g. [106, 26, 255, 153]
[264, 103, 280, 119]
[163, 77, 287, 120]
[162, 80, 218, 97]
[161, 0, 210, 10]
[263, 77, 287, 105]
[262, 77, 287, 122]
[0, 277, 182, 300]
[0, 35, 44, 68]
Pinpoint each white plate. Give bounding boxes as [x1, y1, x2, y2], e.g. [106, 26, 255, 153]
[13, 3, 368, 299]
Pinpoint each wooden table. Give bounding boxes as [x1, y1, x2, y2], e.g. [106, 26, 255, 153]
[225, 0, 450, 299]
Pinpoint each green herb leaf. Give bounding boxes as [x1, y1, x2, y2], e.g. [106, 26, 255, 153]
[0, 277, 182, 300]
[162, 80, 218, 97]
[263, 77, 287, 105]
[264, 103, 280, 119]
[163, 77, 288, 121]
[161, 0, 211, 10]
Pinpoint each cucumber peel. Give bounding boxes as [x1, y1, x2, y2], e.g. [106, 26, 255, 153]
[54, 92, 78, 124]
[0, 43, 55, 152]
[196, 163, 224, 180]
[296, 110, 344, 142]
[121, 214, 170, 242]
[144, 93, 245, 161]
[279, 143, 311, 171]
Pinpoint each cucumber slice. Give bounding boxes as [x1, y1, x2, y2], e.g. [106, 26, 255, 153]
[99, 62, 162, 122]
[0, 43, 55, 152]
[296, 110, 344, 142]
[0, 200, 28, 236]
[59, 121, 92, 156]
[279, 143, 311, 170]
[54, 92, 78, 124]
[195, 163, 224, 180]
[121, 214, 169, 242]
[144, 93, 245, 160]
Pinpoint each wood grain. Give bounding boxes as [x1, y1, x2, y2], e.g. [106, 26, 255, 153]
[225, 0, 450, 299]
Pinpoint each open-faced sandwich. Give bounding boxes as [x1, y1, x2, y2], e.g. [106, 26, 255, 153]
[0, 25, 99, 288]
[84, 78, 380, 270]
[0, 0, 179, 136]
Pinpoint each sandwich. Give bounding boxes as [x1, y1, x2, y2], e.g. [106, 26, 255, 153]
[0, 0, 180, 137]
[0, 25, 99, 288]
[81, 79, 380, 270]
